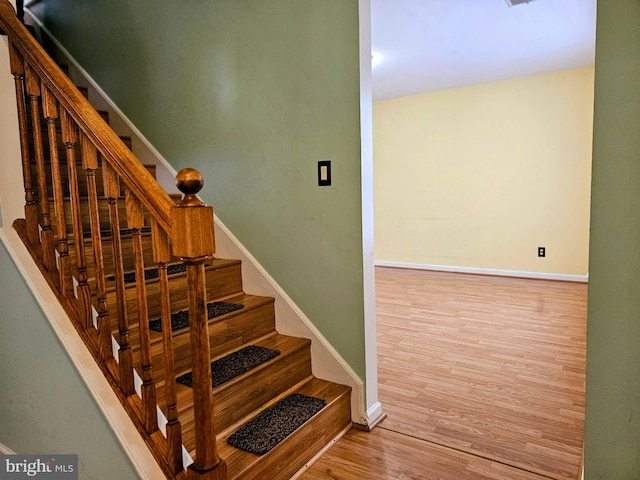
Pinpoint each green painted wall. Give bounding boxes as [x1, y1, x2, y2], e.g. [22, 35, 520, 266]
[0, 242, 140, 479]
[586, 0, 640, 477]
[30, 1, 366, 380]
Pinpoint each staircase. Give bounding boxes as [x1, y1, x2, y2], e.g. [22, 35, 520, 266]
[0, 3, 351, 479]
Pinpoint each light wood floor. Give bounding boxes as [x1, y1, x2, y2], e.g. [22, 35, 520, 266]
[302, 267, 587, 480]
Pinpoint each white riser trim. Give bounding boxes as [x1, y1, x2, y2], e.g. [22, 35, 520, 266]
[376, 260, 589, 283]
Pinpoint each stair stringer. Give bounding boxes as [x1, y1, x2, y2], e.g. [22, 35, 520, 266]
[25, 10, 376, 427]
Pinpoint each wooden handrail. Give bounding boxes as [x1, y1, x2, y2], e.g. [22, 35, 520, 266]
[0, 0, 173, 234]
[1, 2, 225, 478]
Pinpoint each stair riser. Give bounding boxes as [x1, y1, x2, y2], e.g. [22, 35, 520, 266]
[178, 345, 313, 442]
[213, 346, 312, 432]
[105, 262, 244, 322]
[134, 301, 276, 384]
[208, 302, 276, 355]
[67, 234, 157, 279]
[165, 302, 277, 377]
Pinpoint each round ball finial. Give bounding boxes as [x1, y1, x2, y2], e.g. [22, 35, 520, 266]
[175, 168, 205, 206]
[176, 167, 204, 195]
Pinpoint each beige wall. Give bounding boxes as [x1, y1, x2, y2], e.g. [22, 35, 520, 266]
[0, 33, 24, 226]
[374, 66, 594, 277]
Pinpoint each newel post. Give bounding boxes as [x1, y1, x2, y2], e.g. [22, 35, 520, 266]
[171, 168, 227, 480]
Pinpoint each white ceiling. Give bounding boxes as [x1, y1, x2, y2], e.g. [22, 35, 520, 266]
[371, 0, 597, 101]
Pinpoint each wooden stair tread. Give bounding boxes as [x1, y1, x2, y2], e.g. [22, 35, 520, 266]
[144, 293, 276, 384]
[65, 227, 155, 245]
[173, 334, 311, 411]
[103, 257, 241, 290]
[217, 377, 351, 480]
[102, 257, 243, 322]
[127, 292, 274, 356]
[208, 333, 310, 382]
[145, 293, 274, 341]
[167, 334, 313, 442]
[101, 256, 242, 295]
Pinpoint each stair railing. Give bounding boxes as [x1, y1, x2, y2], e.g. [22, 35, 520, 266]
[0, 2, 226, 478]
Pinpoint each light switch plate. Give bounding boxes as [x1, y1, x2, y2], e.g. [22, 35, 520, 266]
[318, 160, 331, 186]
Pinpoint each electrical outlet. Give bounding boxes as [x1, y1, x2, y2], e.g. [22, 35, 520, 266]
[538, 247, 546, 257]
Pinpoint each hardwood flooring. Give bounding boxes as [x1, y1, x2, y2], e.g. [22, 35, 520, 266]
[301, 428, 552, 480]
[302, 267, 587, 480]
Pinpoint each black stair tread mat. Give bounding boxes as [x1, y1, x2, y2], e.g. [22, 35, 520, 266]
[84, 225, 152, 239]
[227, 393, 326, 455]
[176, 345, 280, 388]
[148, 300, 243, 332]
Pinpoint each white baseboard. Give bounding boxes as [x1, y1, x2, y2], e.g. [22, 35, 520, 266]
[364, 401, 385, 429]
[375, 260, 589, 283]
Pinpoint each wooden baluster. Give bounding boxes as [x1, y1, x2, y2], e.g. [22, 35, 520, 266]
[42, 84, 73, 297]
[61, 109, 92, 329]
[16, 0, 24, 24]
[151, 218, 184, 474]
[126, 189, 158, 431]
[103, 161, 135, 397]
[24, 62, 56, 273]
[80, 133, 112, 361]
[171, 169, 226, 480]
[8, 42, 38, 246]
